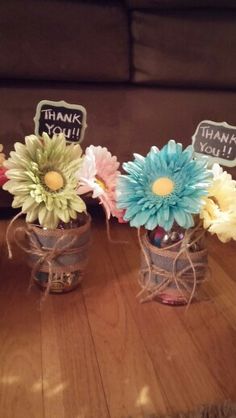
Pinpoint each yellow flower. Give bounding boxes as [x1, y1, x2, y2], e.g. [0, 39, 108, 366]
[0, 144, 5, 167]
[200, 164, 236, 242]
[208, 210, 236, 243]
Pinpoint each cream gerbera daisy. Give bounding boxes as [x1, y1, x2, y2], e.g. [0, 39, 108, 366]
[3, 133, 86, 229]
[77, 145, 122, 219]
[200, 163, 236, 242]
[0, 144, 5, 166]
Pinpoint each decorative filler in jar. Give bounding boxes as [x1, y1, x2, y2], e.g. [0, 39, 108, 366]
[117, 139, 236, 306]
[3, 133, 122, 300]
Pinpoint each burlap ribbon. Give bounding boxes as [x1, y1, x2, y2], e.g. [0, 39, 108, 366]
[137, 223, 209, 307]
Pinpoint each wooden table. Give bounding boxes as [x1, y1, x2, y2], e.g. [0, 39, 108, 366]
[0, 212, 236, 418]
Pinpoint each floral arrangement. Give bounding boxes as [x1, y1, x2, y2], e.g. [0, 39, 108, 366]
[3, 134, 235, 240]
[2, 133, 235, 303]
[116, 139, 236, 243]
[3, 133, 122, 229]
[116, 139, 235, 305]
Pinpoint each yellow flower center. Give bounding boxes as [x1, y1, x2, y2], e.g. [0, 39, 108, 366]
[44, 171, 64, 191]
[152, 177, 174, 196]
[95, 177, 107, 191]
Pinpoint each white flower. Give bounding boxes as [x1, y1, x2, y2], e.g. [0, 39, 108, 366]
[77, 145, 122, 219]
[200, 163, 236, 242]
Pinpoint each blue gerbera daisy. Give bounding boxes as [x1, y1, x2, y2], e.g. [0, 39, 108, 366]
[116, 140, 212, 231]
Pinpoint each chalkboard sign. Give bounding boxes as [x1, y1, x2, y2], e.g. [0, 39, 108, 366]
[34, 100, 87, 143]
[192, 120, 236, 167]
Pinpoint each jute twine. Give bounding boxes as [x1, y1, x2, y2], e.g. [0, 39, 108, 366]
[6, 212, 91, 305]
[103, 205, 128, 245]
[137, 223, 209, 307]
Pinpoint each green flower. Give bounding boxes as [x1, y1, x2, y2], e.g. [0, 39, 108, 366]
[3, 133, 86, 229]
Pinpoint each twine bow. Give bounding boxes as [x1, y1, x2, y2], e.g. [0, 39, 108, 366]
[137, 223, 210, 308]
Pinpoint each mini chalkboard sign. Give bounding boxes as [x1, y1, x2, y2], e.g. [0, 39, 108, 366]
[34, 100, 87, 143]
[192, 120, 236, 167]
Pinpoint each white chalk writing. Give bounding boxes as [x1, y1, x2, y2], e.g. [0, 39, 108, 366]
[41, 109, 81, 124]
[195, 123, 235, 161]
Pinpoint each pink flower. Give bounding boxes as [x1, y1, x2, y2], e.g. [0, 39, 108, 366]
[116, 209, 127, 223]
[77, 145, 123, 219]
[0, 167, 7, 187]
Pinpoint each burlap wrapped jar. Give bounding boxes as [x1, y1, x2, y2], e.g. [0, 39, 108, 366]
[138, 227, 208, 306]
[23, 214, 91, 294]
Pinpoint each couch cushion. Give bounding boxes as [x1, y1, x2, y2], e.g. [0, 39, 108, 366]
[0, 0, 129, 82]
[132, 10, 236, 88]
[126, 0, 236, 9]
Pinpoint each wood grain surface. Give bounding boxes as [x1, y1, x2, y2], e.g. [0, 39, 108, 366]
[0, 212, 236, 418]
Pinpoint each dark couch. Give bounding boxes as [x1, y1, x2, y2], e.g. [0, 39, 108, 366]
[1, 0, 236, 206]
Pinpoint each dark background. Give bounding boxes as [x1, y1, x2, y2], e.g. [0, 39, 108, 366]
[1, 0, 236, 205]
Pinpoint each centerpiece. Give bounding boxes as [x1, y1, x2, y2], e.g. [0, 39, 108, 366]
[116, 139, 235, 306]
[3, 133, 122, 299]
